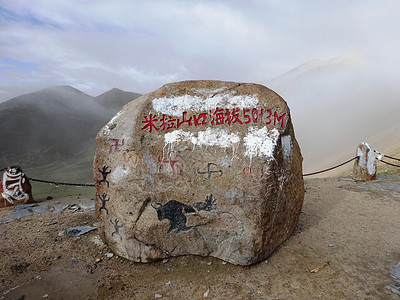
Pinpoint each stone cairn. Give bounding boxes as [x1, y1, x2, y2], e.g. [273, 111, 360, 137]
[93, 80, 304, 265]
[352, 142, 378, 181]
[0, 166, 35, 208]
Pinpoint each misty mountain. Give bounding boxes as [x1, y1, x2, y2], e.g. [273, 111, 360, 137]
[96, 88, 141, 113]
[0, 86, 141, 171]
[265, 53, 400, 174]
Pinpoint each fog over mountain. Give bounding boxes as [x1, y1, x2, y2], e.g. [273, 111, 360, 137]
[265, 53, 400, 174]
[0, 86, 140, 172]
[1, 54, 399, 181]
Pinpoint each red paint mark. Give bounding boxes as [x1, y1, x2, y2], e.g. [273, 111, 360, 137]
[123, 152, 138, 165]
[243, 167, 252, 175]
[159, 115, 177, 131]
[251, 108, 259, 123]
[265, 110, 272, 125]
[243, 109, 251, 124]
[259, 109, 264, 124]
[177, 111, 192, 128]
[140, 108, 287, 132]
[157, 151, 184, 177]
[210, 107, 225, 125]
[109, 139, 124, 153]
[141, 114, 159, 133]
[274, 112, 286, 128]
[194, 113, 208, 126]
[231, 108, 243, 125]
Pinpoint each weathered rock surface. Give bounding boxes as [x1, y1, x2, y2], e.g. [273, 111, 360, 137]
[0, 166, 35, 208]
[353, 142, 377, 181]
[93, 80, 304, 265]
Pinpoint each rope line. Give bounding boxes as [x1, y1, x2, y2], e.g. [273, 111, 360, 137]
[302, 156, 358, 177]
[28, 177, 95, 187]
[1, 150, 399, 184]
[379, 159, 400, 168]
[381, 154, 400, 162]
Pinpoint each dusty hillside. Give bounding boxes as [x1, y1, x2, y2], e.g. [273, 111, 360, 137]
[1, 174, 400, 299]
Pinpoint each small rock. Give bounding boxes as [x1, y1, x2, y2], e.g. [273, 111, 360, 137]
[79, 202, 95, 211]
[68, 204, 80, 212]
[386, 281, 400, 296]
[154, 294, 162, 299]
[66, 226, 96, 237]
[162, 259, 169, 264]
[204, 288, 210, 297]
[390, 269, 400, 280]
[207, 262, 212, 265]
[52, 204, 68, 214]
[94, 257, 102, 264]
[222, 261, 227, 265]
[328, 243, 335, 247]
[43, 294, 49, 298]
[105, 252, 114, 258]
[0, 218, 13, 225]
[14, 203, 37, 210]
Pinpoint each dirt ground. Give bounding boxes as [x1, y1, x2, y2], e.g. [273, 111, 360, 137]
[1, 174, 400, 300]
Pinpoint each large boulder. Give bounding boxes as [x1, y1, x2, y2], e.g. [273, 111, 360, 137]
[93, 80, 304, 265]
[0, 166, 35, 208]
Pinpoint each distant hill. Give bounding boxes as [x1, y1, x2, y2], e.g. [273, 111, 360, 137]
[0, 86, 141, 184]
[96, 88, 141, 114]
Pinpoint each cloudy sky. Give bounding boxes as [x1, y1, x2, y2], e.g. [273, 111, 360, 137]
[1, 0, 400, 102]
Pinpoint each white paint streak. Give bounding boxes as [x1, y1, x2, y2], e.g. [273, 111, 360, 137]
[281, 135, 292, 161]
[102, 111, 124, 136]
[164, 128, 240, 154]
[153, 94, 259, 116]
[110, 166, 131, 184]
[357, 142, 377, 175]
[1, 168, 29, 204]
[243, 127, 280, 161]
[193, 128, 240, 148]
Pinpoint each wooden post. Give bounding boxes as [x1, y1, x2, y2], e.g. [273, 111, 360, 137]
[352, 143, 377, 181]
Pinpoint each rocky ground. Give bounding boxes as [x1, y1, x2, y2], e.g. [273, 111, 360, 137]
[1, 174, 400, 299]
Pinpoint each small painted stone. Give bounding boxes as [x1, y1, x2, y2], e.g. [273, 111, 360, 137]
[0, 166, 35, 208]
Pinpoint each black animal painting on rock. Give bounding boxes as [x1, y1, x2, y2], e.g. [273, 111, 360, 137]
[152, 194, 216, 233]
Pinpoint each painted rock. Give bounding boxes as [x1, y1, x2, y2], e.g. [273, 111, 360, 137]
[0, 166, 35, 208]
[352, 142, 377, 181]
[93, 80, 304, 265]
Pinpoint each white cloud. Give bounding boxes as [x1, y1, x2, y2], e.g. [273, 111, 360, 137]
[1, 0, 400, 101]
